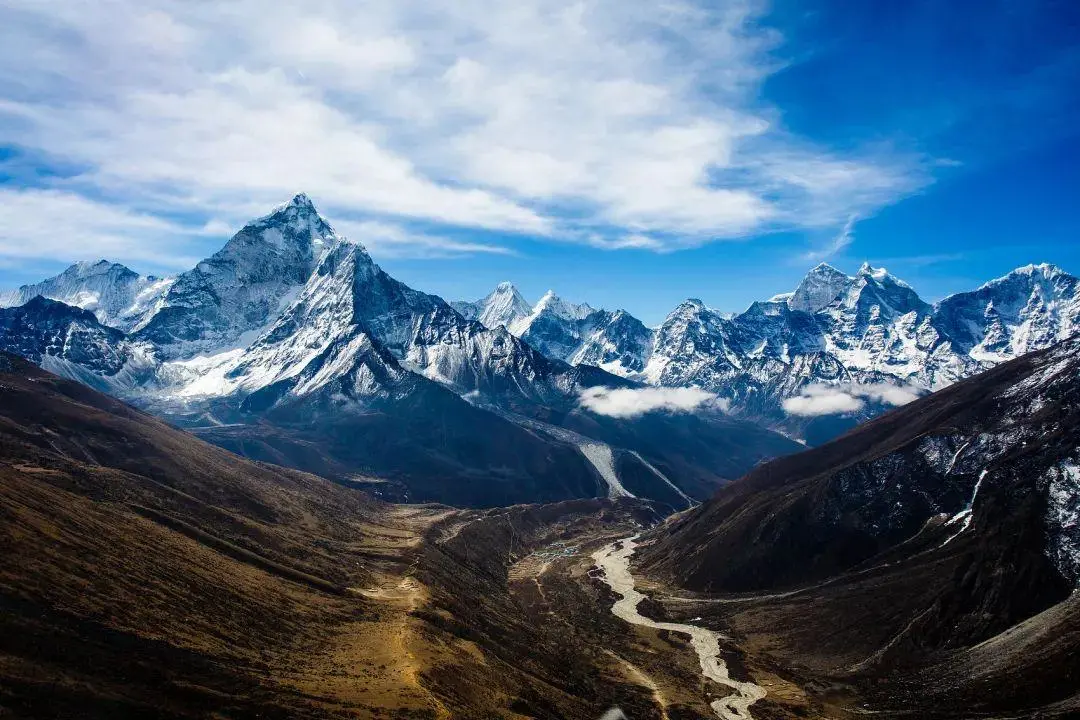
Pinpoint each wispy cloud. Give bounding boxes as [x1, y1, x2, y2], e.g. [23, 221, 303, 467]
[0, 0, 931, 267]
[579, 385, 728, 418]
[335, 220, 517, 259]
[802, 214, 857, 263]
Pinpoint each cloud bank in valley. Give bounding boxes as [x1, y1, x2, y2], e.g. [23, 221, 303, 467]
[579, 386, 727, 419]
[783, 382, 922, 417]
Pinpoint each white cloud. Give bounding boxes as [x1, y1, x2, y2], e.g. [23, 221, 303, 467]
[783, 382, 922, 417]
[335, 220, 516, 260]
[0, 0, 931, 266]
[579, 385, 727, 418]
[0, 187, 205, 272]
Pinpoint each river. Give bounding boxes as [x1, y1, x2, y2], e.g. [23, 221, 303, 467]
[592, 536, 766, 720]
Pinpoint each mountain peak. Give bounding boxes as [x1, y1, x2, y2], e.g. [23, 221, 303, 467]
[1008, 263, 1068, 281]
[811, 261, 845, 275]
[532, 290, 594, 322]
[250, 193, 332, 234]
[789, 263, 854, 314]
[856, 262, 914, 289]
[465, 281, 531, 330]
[965, 263, 1077, 298]
[287, 192, 316, 210]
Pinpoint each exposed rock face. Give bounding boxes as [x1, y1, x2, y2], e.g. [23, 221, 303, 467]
[0, 296, 131, 376]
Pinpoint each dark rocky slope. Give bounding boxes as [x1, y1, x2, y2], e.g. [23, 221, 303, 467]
[636, 337, 1080, 716]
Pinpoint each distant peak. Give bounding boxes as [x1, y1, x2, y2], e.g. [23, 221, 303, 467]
[810, 262, 845, 275]
[493, 281, 518, 293]
[74, 259, 114, 270]
[1013, 262, 1065, 277]
[288, 192, 315, 210]
[978, 262, 1072, 290]
[857, 262, 892, 281]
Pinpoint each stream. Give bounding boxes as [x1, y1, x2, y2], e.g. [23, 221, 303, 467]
[592, 536, 766, 720]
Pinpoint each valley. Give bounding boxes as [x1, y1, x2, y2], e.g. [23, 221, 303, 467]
[0, 194, 1078, 719]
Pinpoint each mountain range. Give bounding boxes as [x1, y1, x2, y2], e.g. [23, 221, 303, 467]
[2, 192, 1077, 505]
[454, 259, 1080, 442]
[0, 195, 795, 508]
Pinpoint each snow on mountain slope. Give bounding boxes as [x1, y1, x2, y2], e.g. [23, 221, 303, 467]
[643, 298, 740, 388]
[454, 284, 653, 374]
[181, 235, 626, 411]
[566, 310, 654, 376]
[451, 281, 532, 330]
[620, 261, 1080, 440]
[0, 260, 173, 332]
[935, 263, 1080, 363]
[135, 193, 338, 358]
[4, 189, 1077, 453]
[0, 296, 160, 393]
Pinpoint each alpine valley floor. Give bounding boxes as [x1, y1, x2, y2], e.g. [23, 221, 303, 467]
[0, 354, 869, 719]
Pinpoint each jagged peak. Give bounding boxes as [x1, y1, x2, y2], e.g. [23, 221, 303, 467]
[483, 281, 529, 306]
[855, 262, 914, 289]
[287, 192, 315, 209]
[984, 263, 1071, 287]
[671, 298, 708, 315]
[66, 259, 134, 277]
[809, 261, 848, 276]
[857, 261, 880, 277]
[249, 192, 331, 229]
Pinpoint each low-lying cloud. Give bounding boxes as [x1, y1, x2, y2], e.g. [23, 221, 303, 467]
[782, 382, 921, 417]
[579, 386, 727, 419]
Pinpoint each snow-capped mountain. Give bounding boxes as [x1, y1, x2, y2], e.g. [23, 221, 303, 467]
[565, 309, 654, 375]
[135, 193, 338, 358]
[456, 284, 648, 376]
[787, 262, 854, 313]
[453, 260, 1080, 442]
[1, 195, 796, 507]
[3, 192, 1077, 505]
[0, 259, 173, 332]
[0, 296, 158, 393]
[0, 296, 130, 375]
[451, 281, 531, 330]
[935, 263, 1080, 363]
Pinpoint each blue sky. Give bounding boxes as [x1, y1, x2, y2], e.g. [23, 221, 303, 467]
[1, 0, 1077, 325]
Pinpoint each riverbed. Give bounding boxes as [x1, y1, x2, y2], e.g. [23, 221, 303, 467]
[592, 536, 766, 720]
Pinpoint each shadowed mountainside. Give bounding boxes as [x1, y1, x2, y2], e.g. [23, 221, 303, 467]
[636, 338, 1080, 717]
